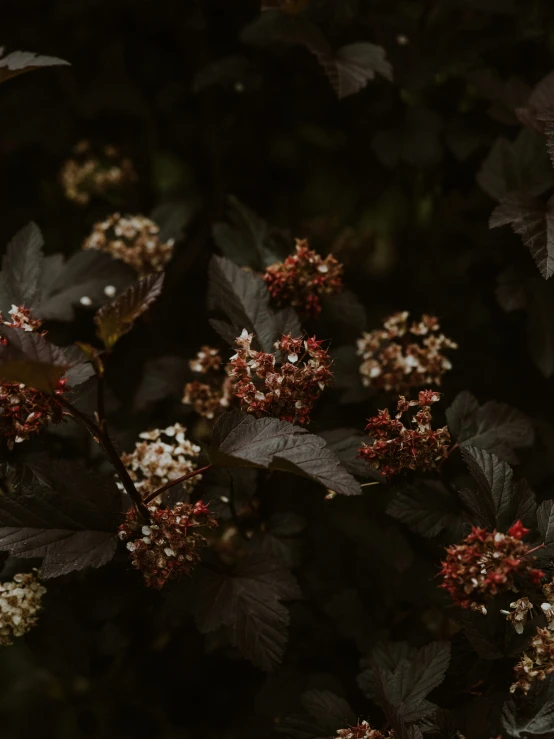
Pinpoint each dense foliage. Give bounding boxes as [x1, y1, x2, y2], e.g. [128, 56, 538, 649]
[4, 1, 554, 737]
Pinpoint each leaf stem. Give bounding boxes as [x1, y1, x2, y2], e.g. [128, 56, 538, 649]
[143, 465, 212, 505]
[60, 397, 150, 522]
[527, 543, 546, 556]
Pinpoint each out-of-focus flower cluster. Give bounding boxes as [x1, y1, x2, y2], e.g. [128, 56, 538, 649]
[263, 239, 343, 317]
[357, 312, 457, 393]
[82, 213, 174, 276]
[119, 424, 202, 501]
[229, 330, 333, 426]
[0, 571, 46, 646]
[0, 307, 67, 447]
[336, 721, 393, 739]
[60, 140, 136, 206]
[439, 521, 544, 615]
[358, 390, 450, 477]
[512, 627, 554, 694]
[118, 501, 218, 589]
[182, 346, 235, 420]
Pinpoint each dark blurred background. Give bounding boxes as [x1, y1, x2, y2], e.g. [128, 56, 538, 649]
[2, 0, 554, 736]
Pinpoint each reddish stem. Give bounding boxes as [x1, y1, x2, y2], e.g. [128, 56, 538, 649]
[143, 465, 212, 505]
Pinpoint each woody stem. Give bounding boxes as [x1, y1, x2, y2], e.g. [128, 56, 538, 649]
[527, 543, 546, 556]
[143, 465, 212, 505]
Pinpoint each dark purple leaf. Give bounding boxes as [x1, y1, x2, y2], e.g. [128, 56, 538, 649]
[0, 222, 44, 313]
[315, 42, 392, 99]
[0, 48, 70, 83]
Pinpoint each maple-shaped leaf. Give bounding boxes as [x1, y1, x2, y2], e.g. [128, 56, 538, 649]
[490, 192, 554, 279]
[95, 272, 164, 350]
[359, 641, 451, 726]
[319, 428, 382, 480]
[38, 250, 135, 322]
[0, 222, 44, 314]
[212, 196, 290, 270]
[502, 674, 554, 737]
[315, 42, 393, 99]
[460, 447, 536, 531]
[0, 48, 70, 84]
[0, 457, 121, 578]
[0, 325, 93, 392]
[194, 554, 301, 670]
[446, 390, 534, 463]
[477, 130, 553, 202]
[387, 481, 463, 541]
[208, 411, 362, 496]
[275, 689, 356, 739]
[515, 70, 554, 133]
[208, 255, 300, 352]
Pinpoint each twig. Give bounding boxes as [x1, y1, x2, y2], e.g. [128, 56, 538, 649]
[143, 465, 212, 505]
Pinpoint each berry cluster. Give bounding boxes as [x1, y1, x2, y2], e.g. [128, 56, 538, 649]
[439, 521, 544, 615]
[263, 238, 343, 317]
[356, 312, 457, 393]
[512, 627, 554, 694]
[82, 212, 174, 276]
[59, 140, 136, 206]
[358, 390, 450, 477]
[182, 346, 235, 420]
[118, 501, 218, 589]
[336, 721, 393, 739]
[229, 330, 333, 426]
[119, 424, 202, 501]
[0, 307, 68, 447]
[0, 571, 46, 646]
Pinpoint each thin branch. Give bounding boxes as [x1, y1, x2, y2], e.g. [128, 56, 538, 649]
[61, 397, 150, 522]
[143, 465, 212, 505]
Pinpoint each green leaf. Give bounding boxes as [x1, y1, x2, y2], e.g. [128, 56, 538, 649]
[94, 273, 164, 349]
[207, 411, 362, 496]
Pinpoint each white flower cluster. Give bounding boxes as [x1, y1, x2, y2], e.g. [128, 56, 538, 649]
[0, 572, 46, 646]
[120, 423, 202, 499]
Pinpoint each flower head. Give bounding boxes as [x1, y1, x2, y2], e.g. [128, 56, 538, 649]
[336, 721, 393, 739]
[120, 424, 202, 500]
[358, 390, 450, 477]
[118, 501, 218, 589]
[501, 597, 534, 634]
[60, 140, 136, 206]
[182, 346, 235, 420]
[83, 213, 173, 276]
[0, 308, 68, 447]
[512, 627, 554, 694]
[263, 239, 343, 317]
[229, 330, 333, 425]
[439, 522, 544, 614]
[0, 571, 46, 646]
[357, 312, 457, 393]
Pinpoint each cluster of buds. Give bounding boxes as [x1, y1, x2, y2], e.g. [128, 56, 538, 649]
[263, 239, 343, 318]
[60, 140, 136, 206]
[356, 312, 457, 393]
[182, 346, 235, 420]
[512, 627, 554, 694]
[336, 721, 393, 739]
[118, 501, 218, 588]
[0, 307, 68, 447]
[82, 213, 174, 276]
[358, 390, 450, 477]
[439, 521, 544, 615]
[229, 330, 333, 426]
[0, 571, 46, 646]
[119, 424, 202, 501]
[501, 597, 534, 634]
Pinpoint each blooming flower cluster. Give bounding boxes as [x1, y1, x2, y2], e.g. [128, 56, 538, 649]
[0, 571, 46, 646]
[501, 597, 534, 634]
[356, 312, 457, 393]
[263, 238, 343, 317]
[0, 307, 68, 447]
[439, 521, 544, 615]
[336, 721, 393, 739]
[512, 627, 554, 694]
[358, 390, 450, 477]
[119, 424, 202, 500]
[229, 330, 333, 426]
[182, 346, 235, 420]
[60, 140, 137, 205]
[118, 501, 218, 589]
[82, 212, 174, 276]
